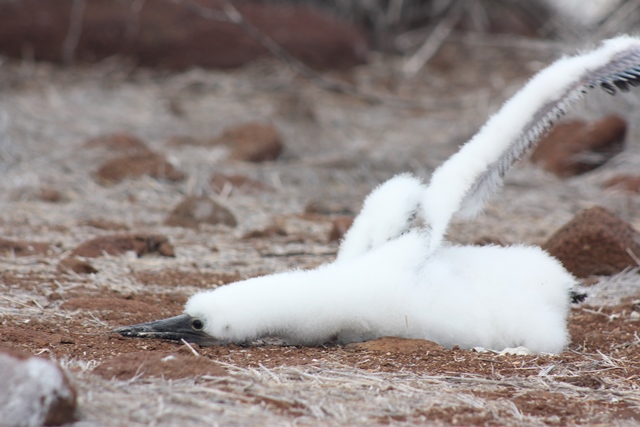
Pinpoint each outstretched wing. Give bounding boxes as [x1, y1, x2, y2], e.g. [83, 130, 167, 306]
[422, 35, 640, 251]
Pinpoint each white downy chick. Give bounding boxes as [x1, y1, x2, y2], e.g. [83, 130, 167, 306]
[115, 35, 640, 354]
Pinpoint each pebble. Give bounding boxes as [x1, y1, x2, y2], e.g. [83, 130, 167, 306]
[328, 216, 354, 242]
[165, 196, 237, 229]
[216, 122, 284, 162]
[71, 234, 176, 258]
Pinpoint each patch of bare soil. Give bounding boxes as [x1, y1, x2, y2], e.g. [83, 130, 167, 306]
[93, 350, 227, 380]
[58, 257, 99, 275]
[133, 269, 242, 288]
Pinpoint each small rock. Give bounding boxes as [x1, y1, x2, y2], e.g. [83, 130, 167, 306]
[0, 238, 50, 257]
[84, 132, 152, 156]
[542, 206, 640, 278]
[57, 257, 99, 274]
[216, 122, 284, 162]
[165, 196, 237, 229]
[71, 234, 176, 258]
[530, 115, 627, 177]
[0, 348, 77, 427]
[39, 187, 63, 203]
[210, 173, 273, 195]
[328, 216, 354, 242]
[81, 218, 129, 231]
[94, 152, 185, 185]
[156, 241, 176, 257]
[48, 292, 62, 301]
[9, 186, 66, 203]
[243, 223, 288, 239]
[603, 174, 640, 193]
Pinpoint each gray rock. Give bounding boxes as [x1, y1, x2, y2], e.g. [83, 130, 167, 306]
[0, 349, 76, 427]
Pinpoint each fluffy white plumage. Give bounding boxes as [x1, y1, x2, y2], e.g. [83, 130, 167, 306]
[117, 35, 640, 354]
[186, 236, 573, 353]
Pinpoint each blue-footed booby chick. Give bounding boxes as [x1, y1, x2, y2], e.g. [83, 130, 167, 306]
[115, 35, 640, 354]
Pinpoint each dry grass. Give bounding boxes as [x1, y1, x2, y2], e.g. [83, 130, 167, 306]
[66, 356, 640, 426]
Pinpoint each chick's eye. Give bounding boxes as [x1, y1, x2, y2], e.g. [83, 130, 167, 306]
[191, 318, 204, 331]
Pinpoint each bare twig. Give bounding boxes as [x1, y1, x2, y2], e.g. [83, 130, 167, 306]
[595, 0, 640, 40]
[177, 0, 357, 95]
[62, 0, 86, 65]
[124, 0, 147, 42]
[181, 339, 201, 357]
[386, 0, 404, 28]
[402, 0, 464, 77]
[168, 0, 422, 108]
[626, 247, 640, 266]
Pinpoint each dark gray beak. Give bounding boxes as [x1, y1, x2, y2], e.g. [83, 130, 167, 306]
[113, 314, 218, 346]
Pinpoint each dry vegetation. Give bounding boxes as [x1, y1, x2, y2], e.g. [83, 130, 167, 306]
[2, 27, 640, 426]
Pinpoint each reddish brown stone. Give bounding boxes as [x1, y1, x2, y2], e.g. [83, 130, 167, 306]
[0, 348, 77, 426]
[58, 257, 99, 275]
[0, 238, 50, 257]
[217, 122, 284, 162]
[71, 234, 175, 258]
[9, 186, 66, 203]
[39, 187, 63, 203]
[165, 196, 237, 229]
[0, 0, 367, 70]
[84, 133, 152, 156]
[542, 206, 640, 278]
[210, 173, 274, 195]
[94, 152, 185, 185]
[328, 216, 354, 242]
[81, 218, 129, 231]
[156, 241, 176, 257]
[530, 116, 627, 177]
[604, 175, 640, 193]
[243, 223, 288, 239]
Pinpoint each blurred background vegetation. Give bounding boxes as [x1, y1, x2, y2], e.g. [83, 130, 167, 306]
[0, 0, 637, 73]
